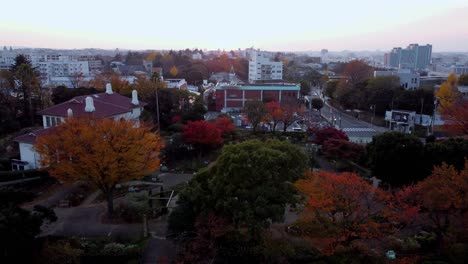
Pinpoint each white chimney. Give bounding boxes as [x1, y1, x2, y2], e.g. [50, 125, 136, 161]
[105, 83, 113, 94]
[67, 108, 73, 117]
[131, 90, 139, 105]
[85, 96, 95, 112]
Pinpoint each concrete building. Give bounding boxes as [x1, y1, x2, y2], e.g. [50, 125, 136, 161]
[0, 46, 16, 70]
[374, 70, 420, 90]
[214, 83, 300, 112]
[385, 110, 416, 134]
[248, 51, 283, 83]
[450, 65, 468, 75]
[192, 53, 202, 60]
[13, 84, 146, 170]
[386, 44, 432, 70]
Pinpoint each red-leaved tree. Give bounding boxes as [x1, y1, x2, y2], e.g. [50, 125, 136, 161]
[322, 139, 365, 161]
[177, 214, 232, 264]
[215, 116, 235, 137]
[308, 127, 349, 145]
[183, 120, 223, 156]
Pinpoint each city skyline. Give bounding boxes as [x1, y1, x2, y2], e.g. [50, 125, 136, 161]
[1, 0, 468, 52]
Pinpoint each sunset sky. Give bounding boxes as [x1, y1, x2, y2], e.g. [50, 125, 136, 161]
[1, 0, 467, 52]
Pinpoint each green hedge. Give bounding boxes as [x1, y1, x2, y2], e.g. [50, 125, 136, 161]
[0, 169, 50, 182]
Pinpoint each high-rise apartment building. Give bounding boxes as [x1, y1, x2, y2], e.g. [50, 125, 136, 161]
[386, 44, 432, 70]
[248, 51, 283, 83]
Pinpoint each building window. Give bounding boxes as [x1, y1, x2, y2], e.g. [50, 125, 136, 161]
[46, 116, 51, 127]
[51, 117, 56, 127]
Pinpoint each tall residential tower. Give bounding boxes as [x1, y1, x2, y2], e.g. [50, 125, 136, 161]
[386, 44, 432, 70]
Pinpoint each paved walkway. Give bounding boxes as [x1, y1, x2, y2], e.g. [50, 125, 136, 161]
[34, 173, 195, 262]
[0, 176, 41, 186]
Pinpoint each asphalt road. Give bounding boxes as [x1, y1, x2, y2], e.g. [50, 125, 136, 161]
[316, 91, 387, 142]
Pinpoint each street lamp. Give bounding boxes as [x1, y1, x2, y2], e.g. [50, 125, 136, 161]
[370, 105, 376, 126]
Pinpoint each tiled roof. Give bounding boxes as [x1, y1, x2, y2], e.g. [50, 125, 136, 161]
[37, 92, 146, 118]
[14, 127, 56, 144]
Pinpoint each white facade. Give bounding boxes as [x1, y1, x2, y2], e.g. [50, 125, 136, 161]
[450, 65, 468, 75]
[374, 70, 420, 90]
[18, 142, 41, 170]
[164, 79, 187, 89]
[38, 60, 90, 78]
[248, 51, 283, 83]
[0, 50, 94, 86]
[192, 53, 202, 60]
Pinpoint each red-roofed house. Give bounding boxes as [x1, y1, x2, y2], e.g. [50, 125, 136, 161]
[13, 84, 146, 170]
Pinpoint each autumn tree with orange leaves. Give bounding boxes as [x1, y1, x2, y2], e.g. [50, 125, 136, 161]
[35, 118, 162, 216]
[294, 170, 391, 255]
[266, 101, 283, 132]
[433, 73, 468, 135]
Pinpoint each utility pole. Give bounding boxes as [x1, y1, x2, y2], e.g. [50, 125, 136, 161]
[151, 73, 161, 132]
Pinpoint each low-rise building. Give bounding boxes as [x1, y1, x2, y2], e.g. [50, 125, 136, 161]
[164, 79, 187, 90]
[385, 110, 416, 134]
[13, 84, 146, 170]
[214, 83, 300, 112]
[374, 70, 420, 90]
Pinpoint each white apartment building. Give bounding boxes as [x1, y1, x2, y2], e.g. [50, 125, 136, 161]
[374, 69, 420, 90]
[0, 46, 16, 70]
[0, 50, 94, 86]
[248, 51, 283, 83]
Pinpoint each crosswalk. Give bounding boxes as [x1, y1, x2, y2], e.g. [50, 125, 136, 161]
[342, 127, 376, 132]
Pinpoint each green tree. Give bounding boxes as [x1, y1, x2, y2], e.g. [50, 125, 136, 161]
[0, 70, 19, 135]
[12, 55, 41, 126]
[169, 139, 307, 234]
[311, 98, 324, 112]
[324, 80, 338, 99]
[243, 100, 267, 132]
[367, 132, 425, 187]
[365, 76, 400, 114]
[0, 189, 57, 259]
[299, 80, 310, 96]
[423, 138, 468, 175]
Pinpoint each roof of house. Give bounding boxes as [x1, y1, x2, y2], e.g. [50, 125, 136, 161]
[216, 84, 300, 91]
[37, 92, 146, 118]
[15, 128, 56, 144]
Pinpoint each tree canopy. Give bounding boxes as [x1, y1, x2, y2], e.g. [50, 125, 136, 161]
[35, 117, 162, 216]
[243, 100, 267, 132]
[366, 132, 425, 187]
[294, 170, 390, 254]
[169, 139, 307, 234]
